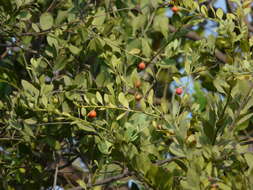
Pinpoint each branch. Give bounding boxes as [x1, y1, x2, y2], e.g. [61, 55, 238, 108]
[68, 168, 131, 190]
[47, 156, 79, 172]
[168, 25, 227, 63]
[155, 156, 185, 166]
[0, 43, 38, 54]
[46, 0, 58, 12]
[53, 163, 59, 189]
[0, 50, 8, 60]
[225, 0, 233, 13]
[67, 156, 184, 190]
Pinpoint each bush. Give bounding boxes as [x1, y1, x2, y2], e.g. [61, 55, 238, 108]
[0, 0, 253, 189]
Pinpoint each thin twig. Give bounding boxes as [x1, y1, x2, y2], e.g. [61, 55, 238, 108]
[46, 0, 58, 12]
[155, 156, 185, 166]
[67, 168, 131, 190]
[53, 163, 59, 189]
[0, 50, 8, 60]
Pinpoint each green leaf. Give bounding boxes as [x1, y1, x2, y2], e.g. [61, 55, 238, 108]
[186, 168, 200, 189]
[47, 35, 58, 48]
[116, 112, 127, 120]
[124, 123, 138, 142]
[75, 122, 96, 132]
[118, 92, 129, 108]
[213, 78, 229, 94]
[24, 118, 37, 125]
[88, 38, 103, 51]
[97, 139, 112, 154]
[21, 80, 39, 97]
[32, 23, 40, 32]
[132, 153, 151, 175]
[23, 124, 35, 138]
[92, 8, 106, 26]
[216, 8, 224, 19]
[237, 113, 253, 126]
[249, 36, 253, 47]
[153, 15, 168, 38]
[185, 61, 191, 75]
[40, 12, 54, 30]
[96, 91, 103, 104]
[68, 44, 81, 55]
[169, 143, 185, 157]
[129, 48, 141, 55]
[161, 98, 168, 113]
[55, 10, 68, 24]
[76, 180, 87, 190]
[132, 14, 146, 35]
[244, 153, 253, 170]
[142, 38, 152, 57]
[147, 89, 154, 105]
[200, 5, 208, 17]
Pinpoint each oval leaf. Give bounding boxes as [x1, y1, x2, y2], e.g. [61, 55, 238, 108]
[40, 12, 54, 30]
[118, 92, 129, 108]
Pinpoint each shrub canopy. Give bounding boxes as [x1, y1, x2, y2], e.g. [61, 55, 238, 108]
[0, 0, 253, 189]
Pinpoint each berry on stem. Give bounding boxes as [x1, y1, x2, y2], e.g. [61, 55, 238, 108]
[87, 110, 97, 118]
[134, 80, 141, 88]
[172, 6, 180, 13]
[138, 61, 146, 70]
[176, 87, 183, 95]
[210, 184, 219, 190]
[135, 93, 142, 101]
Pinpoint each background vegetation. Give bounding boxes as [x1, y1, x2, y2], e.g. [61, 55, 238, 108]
[1, 0, 253, 189]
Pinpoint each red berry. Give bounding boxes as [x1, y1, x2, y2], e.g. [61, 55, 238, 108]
[176, 87, 183, 95]
[138, 61, 146, 70]
[87, 110, 97, 118]
[172, 6, 180, 13]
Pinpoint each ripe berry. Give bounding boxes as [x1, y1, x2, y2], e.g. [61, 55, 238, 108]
[210, 184, 219, 190]
[134, 80, 141, 88]
[176, 87, 183, 95]
[135, 93, 142, 101]
[157, 125, 163, 130]
[87, 110, 97, 118]
[138, 61, 146, 70]
[172, 6, 180, 13]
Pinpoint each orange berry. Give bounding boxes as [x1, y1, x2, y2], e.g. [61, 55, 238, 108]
[176, 87, 183, 95]
[210, 184, 219, 190]
[157, 125, 163, 130]
[134, 80, 142, 88]
[135, 93, 142, 101]
[87, 110, 97, 118]
[138, 61, 146, 70]
[172, 6, 180, 13]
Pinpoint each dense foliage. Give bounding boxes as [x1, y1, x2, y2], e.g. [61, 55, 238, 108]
[1, 0, 253, 189]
